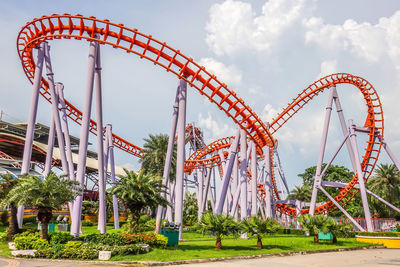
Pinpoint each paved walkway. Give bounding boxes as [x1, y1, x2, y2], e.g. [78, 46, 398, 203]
[164, 248, 400, 267]
[1, 248, 399, 267]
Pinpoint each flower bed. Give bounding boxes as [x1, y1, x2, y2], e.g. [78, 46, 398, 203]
[11, 231, 167, 260]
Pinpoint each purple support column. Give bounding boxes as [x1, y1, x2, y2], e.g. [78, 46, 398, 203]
[318, 186, 365, 231]
[70, 40, 98, 237]
[382, 140, 400, 171]
[106, 125, 119, 229]
[174, 79, 187, 240]
[229, 180, 242, 217]
[43, 116, 55, 175]
[239, 125, 248, 221]
[94, 44, 106, 234]
[200, 168, 212, 217]
[349, 120, 373, 232]
[18, 42, 46, 227]
[250, 141, 257, 216]
[197, 170, 204, 218]
[155, 86, 179, 233]
[57, 83, 76, 182]
[309, 87, 335, 215]
[44, 43, 70, 175]
[232, 154, 239, 219]
[332, 86, 357, 171]
[214, 127, 240, 214]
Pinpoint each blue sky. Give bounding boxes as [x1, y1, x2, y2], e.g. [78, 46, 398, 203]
[1, 0, 400, 193]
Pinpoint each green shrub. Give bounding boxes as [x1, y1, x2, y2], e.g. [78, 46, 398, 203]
[356, 231, 400, 237]
[0, 232, 6, 242]
[49, 232, 73, 245]
[111, 244, 147, 256]
[154, 234, 168, 248]
[81, 220, 94, 226]
[80, 233, 125, 246]
[1, 211, 8, 226]
[23, 216, 37, 225]
[278, 228, 305, 235]
[14, 232, 49, 250]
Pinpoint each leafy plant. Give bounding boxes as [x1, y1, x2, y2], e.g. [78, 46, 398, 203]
[325, 218, 352, 243]
[14, 232, 49, 250]
[0, 173, 20, 240]
[241, 216, 281, 248]
[110, 169, 169, 233]
[298, 214, 330, 244]
[49, 232, 73, 245]
[196, 212, 241, 249]
[2, 172, 82, 240]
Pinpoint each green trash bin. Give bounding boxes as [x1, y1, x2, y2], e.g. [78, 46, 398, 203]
[318, 232, 333, 241]
[37, 223, 56, 232]
[160, 229, 179, 246]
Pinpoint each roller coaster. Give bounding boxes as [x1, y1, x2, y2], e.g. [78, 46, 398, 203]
[13, 14, 400, 237]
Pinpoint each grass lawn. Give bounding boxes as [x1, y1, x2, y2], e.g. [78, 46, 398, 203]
[0, 225, 374, 262]
[111, 231, 375, 262]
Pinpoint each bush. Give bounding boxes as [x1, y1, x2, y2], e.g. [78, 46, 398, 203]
[154, 234, 168, 248]
[23, 216, 37, 225]
[81, 220, 94, 226]
[49, 232, 73, 245]
[111, 244, 148, 256]
[1, 211, 8, 226]
[356, 231, 400, 237]
[278, 228, 305, 235]
[14, 232, 49, 250]
[0, 232, 6, 242]
[80, 233, 125, 246]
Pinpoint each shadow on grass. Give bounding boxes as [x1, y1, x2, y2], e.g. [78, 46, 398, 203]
[167, 243, 292, 252]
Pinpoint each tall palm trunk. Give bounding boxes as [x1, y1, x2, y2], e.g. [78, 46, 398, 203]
[7, 203, 19, 241]
[215, 234, 222, 249]
[314, 233, 319, 244]
[257, 236, 263, 248]
[37, 207, 53, 240]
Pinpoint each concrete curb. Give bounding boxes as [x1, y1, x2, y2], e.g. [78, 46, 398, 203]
[117, 245, 385, 266]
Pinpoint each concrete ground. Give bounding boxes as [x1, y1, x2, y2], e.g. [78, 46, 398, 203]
[0, 248, 399, 267]
[164, 248, 400, 267]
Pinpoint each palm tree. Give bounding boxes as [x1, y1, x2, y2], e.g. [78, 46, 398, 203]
[241, 216, 281, 248]
[367, 163, 400, 217]
[197, 212, 241, 249]
[110, 169, 169, 233]
[287, 184, 312, 202]
[0, 174, 19, 240]
[325, 218, 352, 244]
[139, 134, 176, 179]
[2, 172, 81, 240]
[298, 214, 330, 244]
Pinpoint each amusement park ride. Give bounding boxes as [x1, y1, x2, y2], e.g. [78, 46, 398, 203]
[8, 14, 400, 238]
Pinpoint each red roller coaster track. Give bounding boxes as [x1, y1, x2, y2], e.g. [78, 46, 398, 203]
[17, 14, 274, 160]
[16, 14, 383, 217]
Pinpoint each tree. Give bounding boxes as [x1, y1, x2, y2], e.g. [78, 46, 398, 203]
[0, 174, 19, 240]
[110, 169, 169, 233]
[197, 212, 241, 249]
[298, 214, 330, 244]
[139, 134, 177, 179]
[325, 218, 352, 244]
[287, 184, 312, 202]
[367, 163, 400, 218]
[183, 192, 198, 226]
[241, 216, 280, 248]
[2, 172, 81, 240]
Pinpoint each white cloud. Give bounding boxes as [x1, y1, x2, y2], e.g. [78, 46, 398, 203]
[198, 57, 242, 87]
[318, 59, 337, 78]
[198, 112, 234, 141]
[304, 11, 400, 65]
[261, 103, 278, 123]
[205, 0, 312, 56]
